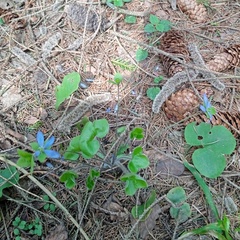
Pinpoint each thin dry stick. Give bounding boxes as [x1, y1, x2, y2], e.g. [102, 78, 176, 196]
[0, 156, 90, 240]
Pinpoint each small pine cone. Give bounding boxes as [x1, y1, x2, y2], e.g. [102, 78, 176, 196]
[206, 45, 240, 72]
[177, 0, 207, 23]
[66, 3, 107, 32]
[0, 8, 27, 29]
[160, 30, 189, 77]
[164, 88, 200, 122]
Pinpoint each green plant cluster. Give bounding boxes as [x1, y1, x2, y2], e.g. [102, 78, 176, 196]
[13, 216, 42, 240]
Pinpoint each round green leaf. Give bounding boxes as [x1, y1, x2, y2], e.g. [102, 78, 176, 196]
[167, 186, 186, 205]
[192, 148, 226, 178]
[125, 15, 136, 24]
[144, 23, 156, 33]
[128, 154, 149, 173]
[136, 48, 148, 62]
[149, 14, 160, 25]
[147, 87, 160, 100]
[170, 203, 191, 223]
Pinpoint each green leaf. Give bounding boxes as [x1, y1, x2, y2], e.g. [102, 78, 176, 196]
[30, 142, 39, 151]
[131, 190, 156, 220]
[93, 119, 109, 138]
[149, 14, 160, 25]
[130, 127, 144, 140]
[37, 152, 47, 163]
[147, 87, 160, 100]
[128, 148, 149, 173]
[156, 20, 171, 32]
[117, 126, 126, 134]
[113, 72, 123, 85]
[114, 0, 123, 7]
[192, 148, 226, 178]
[59, 170, 78, 189]
[136, 48, 148, 62]
[144, 23, 156, 33]
[121, 173, 148, 196]
[153, 76, 163, 83]
[0, 166, 19, 198]
[17, 150, 35, 170]
[14, 228, 20, 235]
[125, 15, 136, 24]
[167, 187, 186, 205]
[0, 18, 4, 25]
[185, 122, 236, 154]
[55, 72, 81, 109]
[170, 202, 191, 223]
[117, 144, 129, 155]
[80, 139, 100, 159]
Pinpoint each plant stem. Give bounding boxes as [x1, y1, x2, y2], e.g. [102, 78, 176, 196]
[183, 160, 220, 221]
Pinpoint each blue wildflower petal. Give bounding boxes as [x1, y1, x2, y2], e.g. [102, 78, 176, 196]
[34, 150, 41, 157]
[44, 149, 61, 159]
[200, 105, 206, 113]
[44, 136, 55, 148]
[36, 131, 45, 148]
[203, 93, 211, 109]
[46, 162, 54, 168]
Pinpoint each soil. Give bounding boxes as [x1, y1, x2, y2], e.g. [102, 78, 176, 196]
[0, 0, 239, 239]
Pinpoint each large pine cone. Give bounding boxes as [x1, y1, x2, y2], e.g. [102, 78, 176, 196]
[164, 88, 199, 121]
[206, 45, 240, 72]
[177, 0, 207, 23]
[66, 3, 107, 32]
[160, 30, 189, 77]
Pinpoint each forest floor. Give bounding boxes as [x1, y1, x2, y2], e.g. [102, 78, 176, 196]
[0, 0, 239, 239]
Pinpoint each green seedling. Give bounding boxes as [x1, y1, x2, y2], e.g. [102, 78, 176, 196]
[147, 87, 160, 100]
[124, 15, 136, 24]
[106, 0, 131, 8]
[135, 48, 148, 62]
[109, 72, 123, 85]
[167, 187, 191, 223]
[153, 75, 163, 84]
[184, 122, 236, 178]
[42, 193, 56, 212]
[0, 166, 19, 198]
[55, 71, 81, 109]
[144, 14, 171, 34]
[131, 190, 156, 221]
[64, 119, 109, 160]
[86, 169, 100, 190]
[121, 146, 149, 196]
[59, 170, 78, 189]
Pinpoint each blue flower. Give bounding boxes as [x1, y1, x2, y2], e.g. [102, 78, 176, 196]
[34, 131, 61, 159]
[200, 93, 215, 120]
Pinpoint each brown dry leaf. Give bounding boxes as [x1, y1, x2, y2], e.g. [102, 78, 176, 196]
[23, 116, 40, 125]
[134, 203, 162, 239]
[146, 150, 185, 178]
[45, 224, 68, 240]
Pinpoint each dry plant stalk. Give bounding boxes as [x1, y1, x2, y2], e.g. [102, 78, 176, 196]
[57, 93, 112, 133]
[177, 0, 208, 23]
[206, 45, 240, 72]
[160, 30, 189, 77]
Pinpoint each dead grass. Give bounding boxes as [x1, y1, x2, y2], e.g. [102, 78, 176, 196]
[0, 0, 240, 239]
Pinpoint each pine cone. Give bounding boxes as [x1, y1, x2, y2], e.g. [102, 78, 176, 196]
[164, 88, 200, 122]
[160, 30, 189, 77]
[0, 8, 26, 29]
[66, 3, 107, 32]
[206, 45, 240, 72]
[177, 0, 207, 23]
